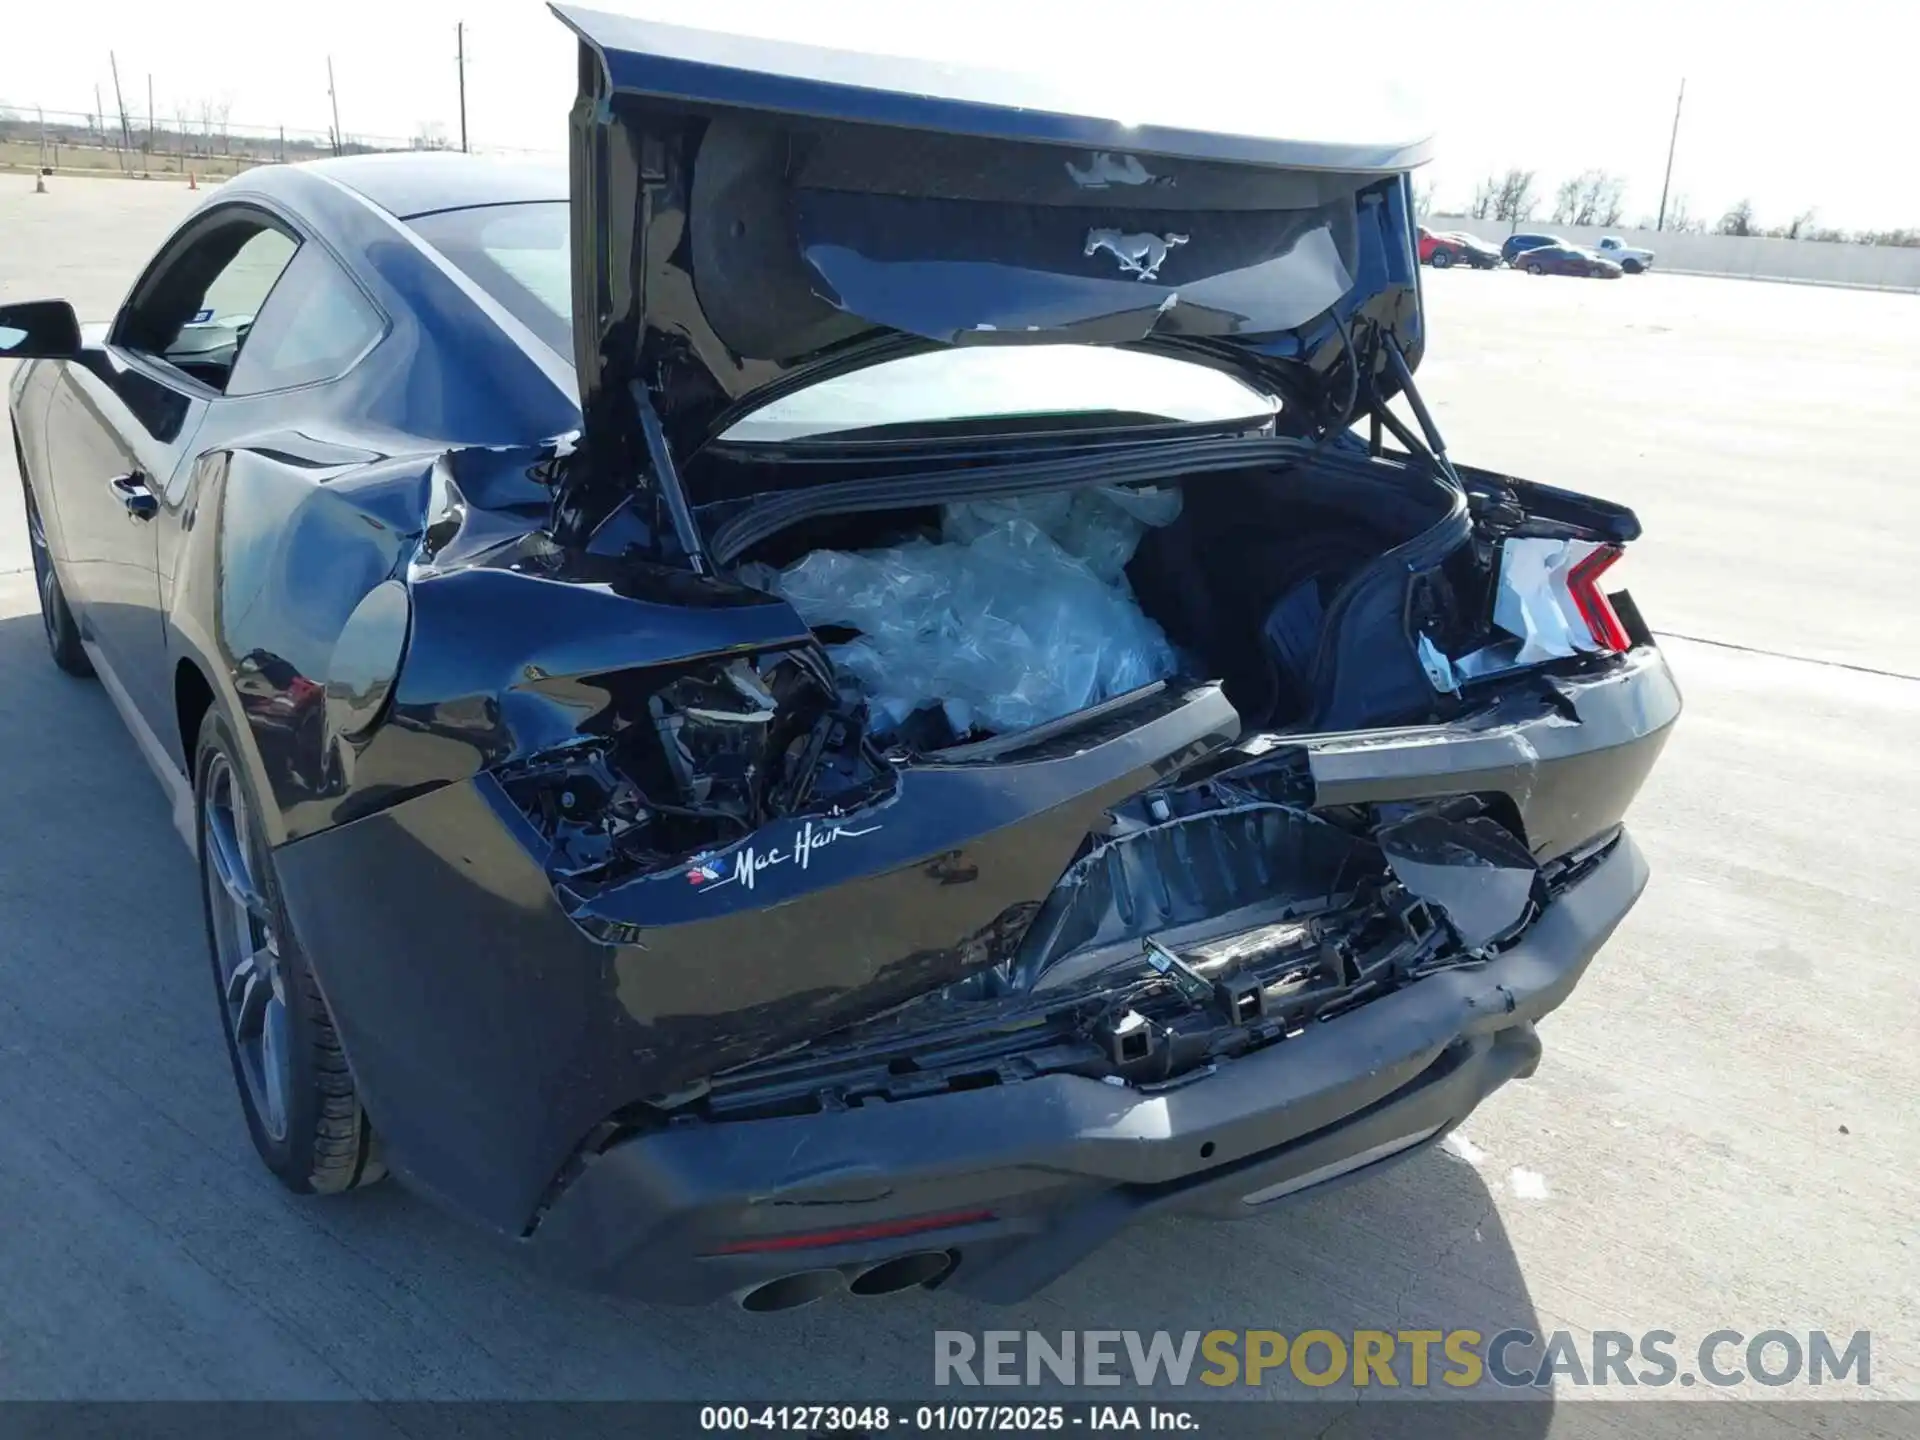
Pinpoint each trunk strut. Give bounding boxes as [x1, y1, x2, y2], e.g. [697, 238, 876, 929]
[632, 381, 711, 576]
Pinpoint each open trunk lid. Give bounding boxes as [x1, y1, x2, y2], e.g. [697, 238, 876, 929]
[549, 3, 1432, 534]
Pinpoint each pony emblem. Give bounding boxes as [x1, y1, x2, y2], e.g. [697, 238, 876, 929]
[1084, 228, 1189, 281]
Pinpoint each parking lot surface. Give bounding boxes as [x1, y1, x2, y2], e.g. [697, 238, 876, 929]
[2, 177, 1915, 1415]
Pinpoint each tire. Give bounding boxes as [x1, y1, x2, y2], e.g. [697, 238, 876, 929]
[1429, 248, 1453, 269]
[1524, 260, 1545, 275]
[194, 708, 385, 1195]
[15, 436, 93, 678]
[1622, 259, 1645, 274]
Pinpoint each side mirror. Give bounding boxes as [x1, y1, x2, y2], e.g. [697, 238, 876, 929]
[0, 299, 83, 361]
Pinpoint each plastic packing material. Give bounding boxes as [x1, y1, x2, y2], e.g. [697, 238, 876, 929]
[769, 486, 1184, 736]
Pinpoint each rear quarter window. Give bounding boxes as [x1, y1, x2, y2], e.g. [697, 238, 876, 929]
[225, 245, 384, 396]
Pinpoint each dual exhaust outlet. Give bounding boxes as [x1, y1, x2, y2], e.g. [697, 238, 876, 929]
[736, 1250, 957, 1312]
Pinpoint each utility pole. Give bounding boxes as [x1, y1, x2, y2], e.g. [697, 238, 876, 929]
[1656, 78, 1686, 233]
[110, 53, 132, 152]
[456, 22, 469, 152]
[327, 56, 343, 156]
[147, 73, 155, 156]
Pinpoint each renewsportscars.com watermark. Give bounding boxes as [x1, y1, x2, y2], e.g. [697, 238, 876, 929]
[934, 1329, 1872, 1390]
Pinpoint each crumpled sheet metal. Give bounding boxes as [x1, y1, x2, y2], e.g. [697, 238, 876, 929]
[764, 487, 1183, 737]
[1378, 812, 1539, 949]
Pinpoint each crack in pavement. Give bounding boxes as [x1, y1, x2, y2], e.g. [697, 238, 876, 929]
[1654, 629, 1918, 683]
[1391, 1180, 1501, 1334]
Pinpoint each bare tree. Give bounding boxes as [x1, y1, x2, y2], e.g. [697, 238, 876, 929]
[1469, 176, 1497, 220]
[1856, 227, 1920, 247]
[1775, 208, 1818, 240]
[413, 119, 450, 151]
[1551, 176, 1581, 224]
[1661, 192, 1702, 233]
[1595, 177, 1626, 227]
[1412, 178, 1437, 218]
[1492, 168, 1538, 224]
[1552, 170, 1628, 227]
[214, 98, 232, 155]
[1716, 199, 1757, 236]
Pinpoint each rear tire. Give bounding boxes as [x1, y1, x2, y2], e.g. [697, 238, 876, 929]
[1524, 260, 1545, 275]
[194, 708, 385, 1195]
[1622, 259, 1645, 274]
[16, 440, 92, 678]
[1429, 248, 1453, 269]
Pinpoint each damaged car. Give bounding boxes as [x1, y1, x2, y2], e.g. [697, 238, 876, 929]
[2, 2, 1678, 1309]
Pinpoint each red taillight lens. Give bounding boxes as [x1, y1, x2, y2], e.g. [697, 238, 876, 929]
[705, 1208, 996, 1256]
[1565, 544, 1631, 652]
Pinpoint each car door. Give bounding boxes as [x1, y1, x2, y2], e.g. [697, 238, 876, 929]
[43, 208, 298, 733]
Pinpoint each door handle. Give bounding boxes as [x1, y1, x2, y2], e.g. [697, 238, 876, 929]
[109, 471, 158, 521]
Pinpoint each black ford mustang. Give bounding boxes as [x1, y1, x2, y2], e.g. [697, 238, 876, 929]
[3, 5, 1678, 1309]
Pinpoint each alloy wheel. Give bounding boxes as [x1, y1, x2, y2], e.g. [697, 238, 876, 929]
[202, 752, 292, 1142]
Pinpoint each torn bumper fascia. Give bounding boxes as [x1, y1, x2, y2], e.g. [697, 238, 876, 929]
[1267, 644, 1681, 861]
[522, 828, 1648, 1306]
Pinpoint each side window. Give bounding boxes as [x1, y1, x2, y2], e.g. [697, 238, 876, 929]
[116, 215, 299, 393]
[225, 245, 384, 397]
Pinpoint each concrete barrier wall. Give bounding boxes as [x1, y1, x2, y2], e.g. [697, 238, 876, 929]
[1429, 215, 1920, 292]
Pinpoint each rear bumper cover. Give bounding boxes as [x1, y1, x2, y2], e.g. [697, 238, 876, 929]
[523, 827, 1648, 1305]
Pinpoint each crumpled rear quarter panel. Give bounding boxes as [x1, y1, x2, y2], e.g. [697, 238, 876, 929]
[271, 684, 1238, 1235]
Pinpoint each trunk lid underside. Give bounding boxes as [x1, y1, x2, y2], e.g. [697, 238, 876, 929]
[550, 1, 1432, 521]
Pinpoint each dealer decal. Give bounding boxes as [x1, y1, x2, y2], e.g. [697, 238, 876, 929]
[687, 819, 882, 893]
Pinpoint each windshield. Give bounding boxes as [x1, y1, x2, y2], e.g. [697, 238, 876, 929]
[408, 200, 1278, 443]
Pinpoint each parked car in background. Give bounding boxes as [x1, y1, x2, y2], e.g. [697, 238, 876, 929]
[1500, 232, 1568, 266]
[1515, 244, 1624, 278]
[1594, 236, 1655, 273]
[1417, 227, 1501, 269]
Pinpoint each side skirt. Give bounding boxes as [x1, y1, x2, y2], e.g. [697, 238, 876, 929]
[81, 639, 194, 850]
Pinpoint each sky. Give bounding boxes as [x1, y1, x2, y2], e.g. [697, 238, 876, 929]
[2, 0, 1914, 233]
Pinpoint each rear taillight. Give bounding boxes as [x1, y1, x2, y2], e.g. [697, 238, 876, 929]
[1565, 544, 1631, 653]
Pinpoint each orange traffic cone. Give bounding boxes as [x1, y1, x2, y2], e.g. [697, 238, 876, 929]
[34, 173, 47, 194]
[188, 171, 198, 190]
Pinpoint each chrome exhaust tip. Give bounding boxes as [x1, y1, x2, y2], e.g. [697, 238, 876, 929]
[849, 1250, 957, 1297]
[736, 1268, 846, 1312]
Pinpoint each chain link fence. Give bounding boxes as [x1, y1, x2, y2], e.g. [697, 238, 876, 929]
[0, 104, 558, 182]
